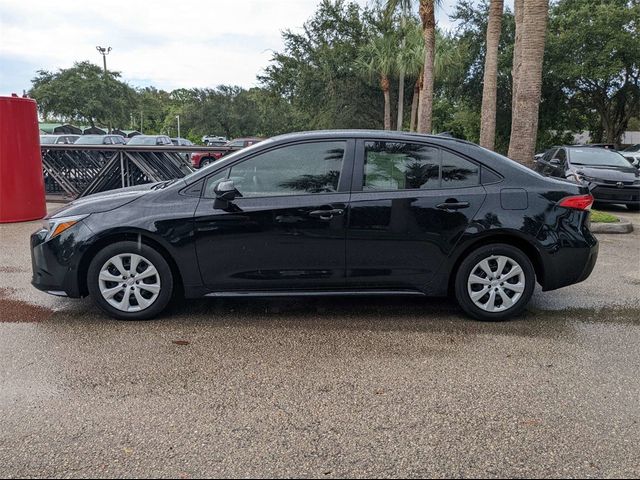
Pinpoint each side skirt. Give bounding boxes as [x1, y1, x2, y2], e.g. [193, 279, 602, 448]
[203, 290, 426, 298]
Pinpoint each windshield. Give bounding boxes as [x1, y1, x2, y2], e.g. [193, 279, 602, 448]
[40, 136, 55, 144]
[128, 136, 158, 145]
[569, 148, 631, 168]
[75, 135, 105, 145]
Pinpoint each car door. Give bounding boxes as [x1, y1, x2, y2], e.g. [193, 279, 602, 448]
[534, 148, 556, 176]
[346, 139, 487, 291]
[194, 139, 355, 291]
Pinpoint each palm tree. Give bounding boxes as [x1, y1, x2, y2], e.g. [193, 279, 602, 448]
[385, 0, 413, 130]
[356, 32, 397, 130]
[511, 0, 524, 110]
[507, 0, 549, 166]
[417, 0, 439, 134]
[479, 0, 504, 150]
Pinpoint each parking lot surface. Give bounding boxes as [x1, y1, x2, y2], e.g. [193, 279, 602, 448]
[1, 205, 639, 478]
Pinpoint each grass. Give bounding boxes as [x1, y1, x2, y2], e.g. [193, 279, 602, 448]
[590, 210, 619, 223]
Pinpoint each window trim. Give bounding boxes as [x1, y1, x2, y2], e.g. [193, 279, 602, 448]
[352, 139, 484, 193]
[200, 138, 356, 200]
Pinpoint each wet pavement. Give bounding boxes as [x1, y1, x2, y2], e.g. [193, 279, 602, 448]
[1, 205, 639, 478]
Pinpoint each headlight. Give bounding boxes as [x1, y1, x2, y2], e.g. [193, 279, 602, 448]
[575, 173, 597, 183]
[42, 214, 89, 240]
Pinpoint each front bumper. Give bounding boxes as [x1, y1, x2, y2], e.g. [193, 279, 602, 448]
[590, 184, 640, 205]
[30, 222, 94, 298]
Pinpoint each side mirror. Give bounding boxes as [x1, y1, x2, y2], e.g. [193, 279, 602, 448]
[214, 180, 240, 201]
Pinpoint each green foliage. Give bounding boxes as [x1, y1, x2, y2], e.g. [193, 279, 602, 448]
[30, 61, 137, 128]
[546, 0, 640, 145]
[590, 210, 619, 223]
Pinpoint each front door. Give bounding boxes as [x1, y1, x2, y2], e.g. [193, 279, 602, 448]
[346, 140, 487, 292]
[194, 140, 354, 291]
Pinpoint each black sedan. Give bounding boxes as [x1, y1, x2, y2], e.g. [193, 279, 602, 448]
[31, 130, 598, 322]
[534, 146, 640, 211]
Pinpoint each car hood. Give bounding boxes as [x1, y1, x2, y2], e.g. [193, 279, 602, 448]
[49, 182, 168, 218]
[574, 166, 640, 182]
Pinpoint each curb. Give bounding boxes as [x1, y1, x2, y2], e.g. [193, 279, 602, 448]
[590, 220, 634, 234]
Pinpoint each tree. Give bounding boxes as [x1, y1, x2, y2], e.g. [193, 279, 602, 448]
[417, 0, 440, 134]
[479, 0, 504, 150]
[507, 0, 549, 166]
[261, 0, 382, 130]
[356, 26, 397, 130]
[546, 0, 640, 146]
[29, 61, 137, 128]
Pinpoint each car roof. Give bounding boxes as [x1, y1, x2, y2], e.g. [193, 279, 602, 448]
[268, 129, 477, 147]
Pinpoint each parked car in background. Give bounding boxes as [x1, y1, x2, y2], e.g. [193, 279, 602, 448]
[40, 134, 79, 145]
[74, 135, 127, 145]
[620, 144, 640, 169]
[202, 135, 227, 145]
[534, 146, 640, 211]
[191, 137, 265, 168]
[32, 130, 598, 322]
[127, 135, 173, 146]
[171, 137, 195, 161]
[171, 137, 194, 146]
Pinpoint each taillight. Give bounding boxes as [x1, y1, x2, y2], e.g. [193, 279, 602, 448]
[558, 194, 594, 210]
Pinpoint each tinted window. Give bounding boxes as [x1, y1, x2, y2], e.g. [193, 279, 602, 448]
[553, 149, 566, 163]
[204, 169, 231, 198]
[229, 141, 346, 197]
[441, 150, 480, 188]
[364, 142, 439, 190]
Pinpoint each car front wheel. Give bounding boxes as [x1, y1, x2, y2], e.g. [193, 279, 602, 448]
[87, 241, 174, 320]
[454, 244, 535, 321]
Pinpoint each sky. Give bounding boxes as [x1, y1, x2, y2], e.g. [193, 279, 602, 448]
[0, 0, 512, 96]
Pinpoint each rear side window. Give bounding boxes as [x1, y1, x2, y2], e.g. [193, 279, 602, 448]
[364, 142, 439, 190]
[441, 150, 480, 188]
[363, 141, 479, 190]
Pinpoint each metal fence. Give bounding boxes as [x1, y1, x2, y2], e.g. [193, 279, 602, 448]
[40, 145, 230, 198]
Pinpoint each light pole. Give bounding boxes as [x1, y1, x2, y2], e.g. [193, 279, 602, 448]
[96, 46, 112, 74]
[176, 115, 181, 139]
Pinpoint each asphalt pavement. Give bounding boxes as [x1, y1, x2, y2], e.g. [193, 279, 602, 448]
[0, 205, 639, 478]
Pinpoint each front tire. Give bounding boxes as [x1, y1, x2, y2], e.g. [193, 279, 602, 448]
[87, 241, 173, 320]
[454, 244, 535, 321]
[200, 157, 212, 168]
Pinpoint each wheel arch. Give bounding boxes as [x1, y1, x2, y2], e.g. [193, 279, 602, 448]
[446, 232, 545, 295]
[77, 231, 184, 298]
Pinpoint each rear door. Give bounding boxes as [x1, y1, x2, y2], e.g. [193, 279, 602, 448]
[346, 139, 487, 291]
[194, 139, 355, 291]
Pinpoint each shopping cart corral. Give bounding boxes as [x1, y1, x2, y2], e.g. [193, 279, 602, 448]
[40, 145, 223, 199]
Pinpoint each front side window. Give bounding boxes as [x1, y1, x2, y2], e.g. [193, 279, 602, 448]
[228, 141, 346, 197]
[364, 142, 439, 190]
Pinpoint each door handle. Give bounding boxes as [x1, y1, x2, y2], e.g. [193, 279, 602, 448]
[309, 208, 344, 220]
[436, 201, 470, 210]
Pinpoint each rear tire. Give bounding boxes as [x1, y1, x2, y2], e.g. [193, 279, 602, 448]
[87, 241, 173, 320]
[200, 158, 212, 168]
[454, 244, 535, 321]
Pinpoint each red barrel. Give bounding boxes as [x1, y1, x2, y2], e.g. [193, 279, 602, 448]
[0, 95, 46, 223]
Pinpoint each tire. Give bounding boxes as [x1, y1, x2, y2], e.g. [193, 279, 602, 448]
[626, 204, 640, 212]
[454, 243, 535, 322]
[87, 241, 174, 320]
[200, 158, 212, 168]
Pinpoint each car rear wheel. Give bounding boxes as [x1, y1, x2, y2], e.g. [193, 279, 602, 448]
[200, 157, 212, 167]
[87, 241, 173, 320]
[454, 244, 535, 321]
